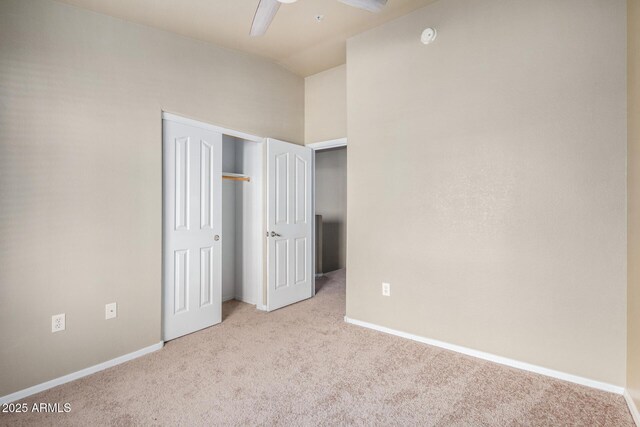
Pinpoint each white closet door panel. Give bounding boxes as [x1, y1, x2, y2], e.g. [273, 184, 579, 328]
[294, 155, 308, 224]
[174, 137, 190, 231]
[200, 246, 214, 307]
[200, 140, 215, 230]
[163, 119, 222, 341]
[275, 239, 289, 289]
[294, 237, 307, 284]
[266, 138, 313, 311]
[275, 153, 289, 225]
[174, 249, 189, 313]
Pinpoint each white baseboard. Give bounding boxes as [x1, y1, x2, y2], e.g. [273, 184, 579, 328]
[235, 296, 256, 305]
[224, 295, 261, 306]
[344, 317, 624, 395]
[624, 390, 640, 426]
[0, 341, 164, 405]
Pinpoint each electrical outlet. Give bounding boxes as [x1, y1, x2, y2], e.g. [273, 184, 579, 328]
[52, 313, 65, 333]
[105, 302, 117, 320]
[382, 282, 391, 296]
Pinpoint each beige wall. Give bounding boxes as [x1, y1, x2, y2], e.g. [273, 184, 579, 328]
[628, 0, 640, 411]
[316, 148, 347, 272]
[346, 0, 627, 386]
[304, 65, 346, 144]
[0, 0, 303, 396]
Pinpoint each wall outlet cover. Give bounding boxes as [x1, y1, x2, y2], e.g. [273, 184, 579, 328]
[105, 302, 117, 320]
[52, 313, 65, 333]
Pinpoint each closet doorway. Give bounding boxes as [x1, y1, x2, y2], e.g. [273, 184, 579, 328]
[309, 138, 347, 279]
[162, 113, 314, 341]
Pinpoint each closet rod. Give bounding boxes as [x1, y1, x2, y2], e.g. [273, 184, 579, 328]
[222, 173, 250, 182]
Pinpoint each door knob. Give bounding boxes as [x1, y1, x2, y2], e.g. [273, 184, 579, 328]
[214, 235, 220, 241]
[270, 231, 281, 237]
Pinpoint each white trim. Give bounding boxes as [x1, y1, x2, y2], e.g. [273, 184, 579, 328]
[162, 111, 263, 143]
[0, 342, 164, 405]
[625, 389, 640, 426]
[307, 138, 347, 151]
[312, 149, 316, 296]
[344, 317, 624, 395]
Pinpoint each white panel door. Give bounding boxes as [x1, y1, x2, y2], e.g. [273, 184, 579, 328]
[266, 138, 313, 311]
[163, 119, 222, 341]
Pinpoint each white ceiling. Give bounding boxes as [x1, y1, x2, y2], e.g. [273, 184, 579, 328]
[55, 0, 437, 76]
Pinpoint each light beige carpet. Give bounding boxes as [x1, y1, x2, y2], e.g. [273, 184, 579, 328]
[1, 269, 634, 426]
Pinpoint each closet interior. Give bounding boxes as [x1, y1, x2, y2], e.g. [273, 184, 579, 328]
[221, 135, 264, 307]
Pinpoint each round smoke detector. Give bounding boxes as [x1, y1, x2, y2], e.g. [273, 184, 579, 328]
[421, 27, 437, 45]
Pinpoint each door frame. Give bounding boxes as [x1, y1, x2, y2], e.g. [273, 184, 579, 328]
[306, 138, 347, 151]
[307, 137, 347, 294]
[162, 112, 263, 143]
[161, 112, 267, 338]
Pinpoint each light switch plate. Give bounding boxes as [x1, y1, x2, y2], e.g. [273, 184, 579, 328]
[105, 302, 117, 320]
[382, 282, 391, 296]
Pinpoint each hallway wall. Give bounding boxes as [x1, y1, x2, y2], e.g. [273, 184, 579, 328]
[316, 148, 347, 272]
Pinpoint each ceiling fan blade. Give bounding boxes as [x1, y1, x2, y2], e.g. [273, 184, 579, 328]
[250, 0, 281, 36]
[337, 0, 388, 13]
